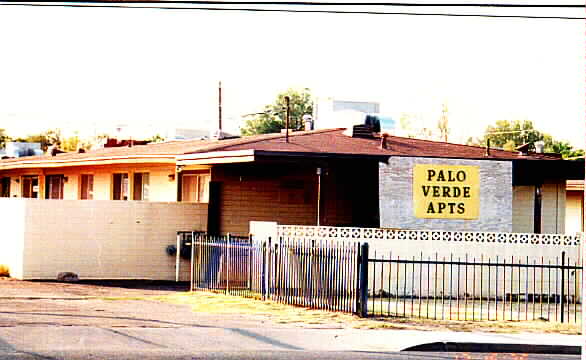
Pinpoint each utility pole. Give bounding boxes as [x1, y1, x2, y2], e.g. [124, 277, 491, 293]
[218, 81, 222, 132]
[284, 96, 290, 143]
[438, 103, 449, 142]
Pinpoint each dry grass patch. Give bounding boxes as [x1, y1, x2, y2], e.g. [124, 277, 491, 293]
[0, 265, 9, 277]
[148, 292, 581, 334]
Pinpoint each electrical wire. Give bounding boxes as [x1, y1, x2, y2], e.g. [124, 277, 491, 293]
[28, 1, 586, 8]
[0, 2, 583, 20]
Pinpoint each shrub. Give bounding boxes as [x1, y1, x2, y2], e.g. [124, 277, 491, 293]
[0, 264, 9, 277]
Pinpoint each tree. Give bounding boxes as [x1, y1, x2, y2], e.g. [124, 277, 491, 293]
[11, 129, 64, 153]
[241, 88, 313, 136]
[476, 120, 584, 158]
[0, 129, 9, 149]
[398, 113, 434, 140]
[147, 134, 165, 143]
[476, 120, 545, 151]
[437, 103, 449, 142]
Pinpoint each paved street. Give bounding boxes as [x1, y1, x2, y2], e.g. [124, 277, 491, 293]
[0, 280, 581, 359]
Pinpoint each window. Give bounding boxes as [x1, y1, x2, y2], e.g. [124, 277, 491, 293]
[22, 176, 39, 198]
[80, 174, 94, 200]
[112, 173, 129, 200]
[0, 177, 10, 198]
[45, 175, 65, 199]
[133, 173, 149, 201]
[181, 174, 210, 203]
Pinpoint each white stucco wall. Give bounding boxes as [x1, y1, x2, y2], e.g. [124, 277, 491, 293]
[3, 199, 208, 280]
[0, 199, 26, 279]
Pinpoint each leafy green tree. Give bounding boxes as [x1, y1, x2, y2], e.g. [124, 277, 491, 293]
[11, 129, 62, 153]
[0, 129, 9, 149]
[241, 88, 313, 136]
[480, 120, 545, 151]
[147, 134, 166, 143]
[477, 120, 583, 158]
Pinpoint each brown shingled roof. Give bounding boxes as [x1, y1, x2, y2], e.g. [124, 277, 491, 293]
[0, 128, 561, 170]
[194, 129, 562, 161]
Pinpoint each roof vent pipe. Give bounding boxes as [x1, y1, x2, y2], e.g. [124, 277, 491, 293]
[380, 133, 388, 150]
[534, 140, 545, 154]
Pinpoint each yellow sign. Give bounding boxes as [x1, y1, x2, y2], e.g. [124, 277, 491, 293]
[413, 164, 480, 219]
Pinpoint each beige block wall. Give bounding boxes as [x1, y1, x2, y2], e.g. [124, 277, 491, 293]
[542, 181, 566, 234]
[512, 186, 534, 233]
[0, 199, 26, 278]
[512, 180, 566, 234]
[19, 199, 207, 280]
[566, 191, 584, 233]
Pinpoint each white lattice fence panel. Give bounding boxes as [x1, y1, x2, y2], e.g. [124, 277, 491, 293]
[277, 225, 583, 246]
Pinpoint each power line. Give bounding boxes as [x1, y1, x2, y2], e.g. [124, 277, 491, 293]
[29, 1, 586, 8]
[1, 2, 583, 20]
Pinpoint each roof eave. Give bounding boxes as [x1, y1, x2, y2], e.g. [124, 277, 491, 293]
[0, 155, 177, 170]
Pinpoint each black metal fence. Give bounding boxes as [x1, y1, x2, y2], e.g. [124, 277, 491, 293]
[188, 233, 364, 314]
[367, 250, 582, 323]
[183, 231, 581, 323]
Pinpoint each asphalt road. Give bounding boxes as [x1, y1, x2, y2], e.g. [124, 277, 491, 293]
[0, 281, 580, 360]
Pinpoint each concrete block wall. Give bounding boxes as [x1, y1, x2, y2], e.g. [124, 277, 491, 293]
[379, 157, 513, 232]
[3, 199, 208, 280]
[0, 199, 26, 279]
[566, 190, 584, 233]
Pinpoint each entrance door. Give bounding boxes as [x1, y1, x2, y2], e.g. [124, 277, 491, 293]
[22, 176, 39, 198]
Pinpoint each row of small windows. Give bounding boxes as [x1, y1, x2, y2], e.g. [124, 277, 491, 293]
[0, 173, 209, 203]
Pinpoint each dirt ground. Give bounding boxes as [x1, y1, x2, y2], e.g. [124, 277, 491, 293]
[0, 277, 189, 298]
[0, 278, 275, 329]
[0, 278, 581, 334]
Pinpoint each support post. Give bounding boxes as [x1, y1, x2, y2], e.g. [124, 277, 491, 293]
[357, 243, 369, 318]
[226, 233, 231, 295]
[560, 251, 566, 323]
[285, 96, 290, 143]
[190, 232, 195, 291]
[175, 233, 181, 282]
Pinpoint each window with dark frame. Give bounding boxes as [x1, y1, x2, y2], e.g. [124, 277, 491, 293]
[80, 174, 94, 200]
[181, 174, 210, 203]
[22, 176, 39, 198]
[0, 177, 10, 198]
[45, 175, 65, 199]
[112, 173, 129, 200]
[133, 173, 149, 201]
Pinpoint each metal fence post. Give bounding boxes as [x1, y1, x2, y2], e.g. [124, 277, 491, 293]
[225, 233, 230, 295]
[190, 232, 195, 291]
[358, 242, 369, 318]
[560, 251, 566, 323]
[264, 237, 272, 300]
[175, 233, 181, 283]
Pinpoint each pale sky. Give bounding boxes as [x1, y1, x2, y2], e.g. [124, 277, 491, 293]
[0, 2, 584, 148]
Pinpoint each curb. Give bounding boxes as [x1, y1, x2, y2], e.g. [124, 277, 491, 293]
[402, 342, 581, 355]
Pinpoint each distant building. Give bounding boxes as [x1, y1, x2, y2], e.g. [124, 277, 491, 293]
[0, 142, 43, 158]
[313, 98, 395, 133]
[166, 128, 211, 141]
